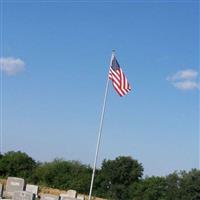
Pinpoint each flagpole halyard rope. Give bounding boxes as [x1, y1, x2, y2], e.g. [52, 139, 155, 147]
[88, 51, 115, 200]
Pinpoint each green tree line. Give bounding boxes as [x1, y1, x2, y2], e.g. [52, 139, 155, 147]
[0, 151, 199, 200]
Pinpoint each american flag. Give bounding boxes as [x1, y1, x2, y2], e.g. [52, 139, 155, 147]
[109, 55, 131, 96]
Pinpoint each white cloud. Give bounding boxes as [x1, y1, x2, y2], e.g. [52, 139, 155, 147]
[167, 69, 198, 81]
[167, 69, 199, 91]
[173, 80, 199, 90]
[0, 57, 25, 75]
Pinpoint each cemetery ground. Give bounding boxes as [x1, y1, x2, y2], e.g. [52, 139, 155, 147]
[0, 178, 105, 200]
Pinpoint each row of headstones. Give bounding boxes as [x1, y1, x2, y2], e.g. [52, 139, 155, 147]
[0, 177, 85, 200]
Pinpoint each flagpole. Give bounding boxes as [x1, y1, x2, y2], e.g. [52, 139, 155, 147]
[88, 51, 115, 200]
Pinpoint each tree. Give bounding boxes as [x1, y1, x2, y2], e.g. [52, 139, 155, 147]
[94, 156, 143, 199]
[165, 172, 180, 200]
[0, 151, 37, 180]
[178, 169, 200, 200]
[129, 176, 167, 200]
[33, 159, 92, 193]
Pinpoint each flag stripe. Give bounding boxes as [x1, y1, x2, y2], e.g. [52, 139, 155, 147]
[113, 82, 124, 96]
[110, 68, 121, 81]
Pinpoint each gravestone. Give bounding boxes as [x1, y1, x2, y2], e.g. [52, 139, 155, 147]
[0, 183, 3, 198]
[60, 190, 77, 200]
[60, 194, 78, 200]
[61, 198, 77, 200]
[60, 193, 68, 200]
[77, 194, 85, 200]
[12, 191, 33, 200]
[26, 184, 38, 197]
[66, 190, 77, 198]
[4, 177, 25, 198]
[62, 197, 77, 200]
[41, 194, 59, 200]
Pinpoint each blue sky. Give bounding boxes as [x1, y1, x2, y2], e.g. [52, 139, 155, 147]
[0, 0, 199, 176]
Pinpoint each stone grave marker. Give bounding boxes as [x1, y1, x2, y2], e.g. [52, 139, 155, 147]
[41, 194, 59, 200]
[61, 198, 77, 200]
[66, 190, 77, 198]
[60, 190, 77, 200]
[12, 191, 33, 200]
[60, 193, 68, 200]
[77, 194, 85, 200]
[26, 184, 38, 197]
[0, 183, 3, 198]
[4, 177, 25, 198]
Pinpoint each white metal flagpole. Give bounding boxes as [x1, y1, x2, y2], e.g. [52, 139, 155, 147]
[88, 51, 115, 200]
